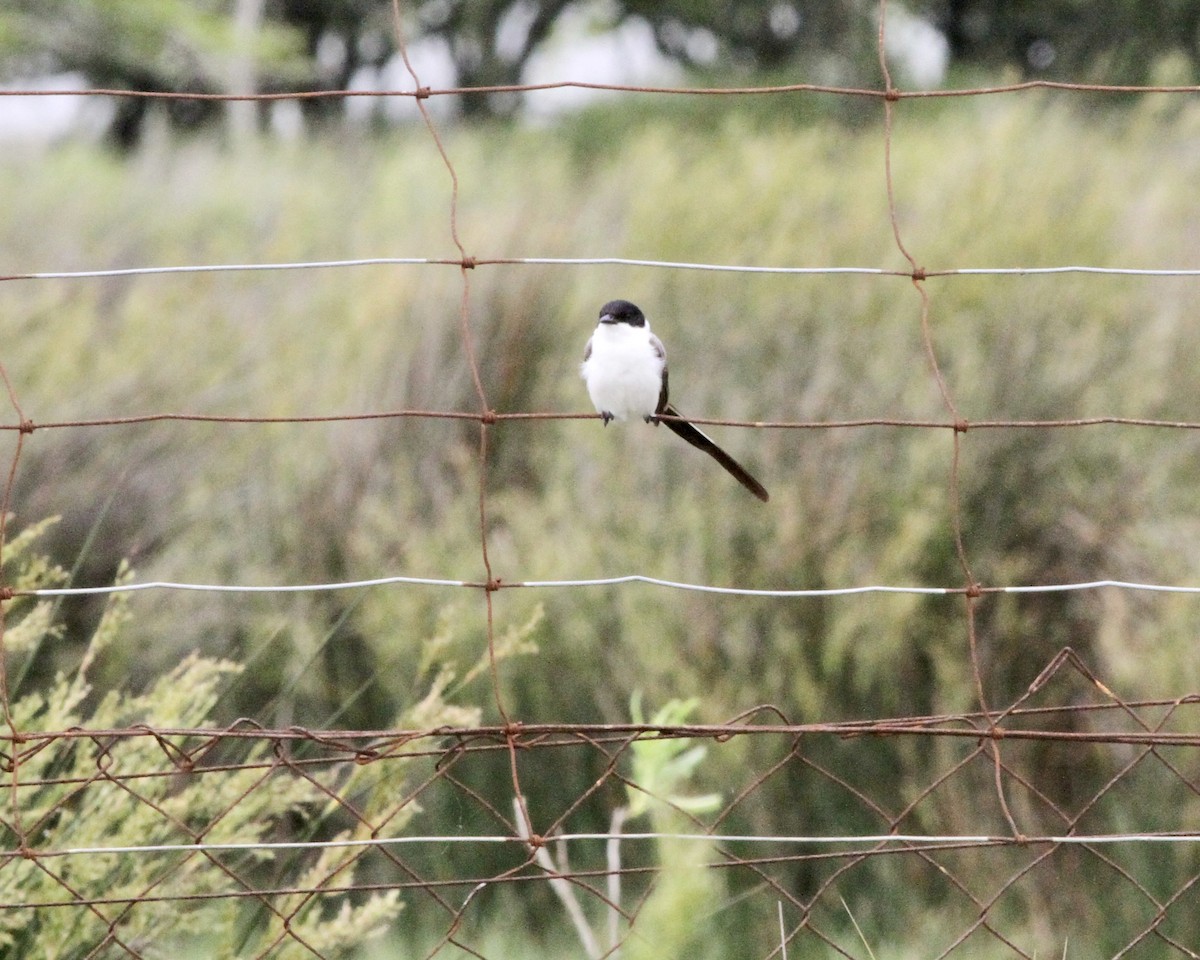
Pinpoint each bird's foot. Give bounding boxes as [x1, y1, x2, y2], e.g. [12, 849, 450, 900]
[644, 414, 658, 425]
[601, 411, 614, 426]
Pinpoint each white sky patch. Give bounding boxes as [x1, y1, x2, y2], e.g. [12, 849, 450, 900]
[496, 0, 542, 63]
[0, 4, 950, 140]
[884, 6, 950, 88]
[0, 72, 113, 143]
[521, 4, 682, 119]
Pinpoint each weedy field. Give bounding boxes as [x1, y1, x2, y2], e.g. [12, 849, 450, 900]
[3, 93, 1200, 956]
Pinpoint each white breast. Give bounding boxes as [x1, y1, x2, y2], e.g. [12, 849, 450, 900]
[580, 323, 664, 422]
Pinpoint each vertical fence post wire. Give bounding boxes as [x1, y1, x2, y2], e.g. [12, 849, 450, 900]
[388, 0, 531, 903]
[0, 358, 29, 859]
[874, 0, 1021, 838]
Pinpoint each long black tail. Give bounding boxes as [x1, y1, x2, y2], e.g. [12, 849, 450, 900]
[658, 404, 769, 502]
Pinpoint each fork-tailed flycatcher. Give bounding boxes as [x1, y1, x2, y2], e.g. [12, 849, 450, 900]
[580, 299, 769, 502]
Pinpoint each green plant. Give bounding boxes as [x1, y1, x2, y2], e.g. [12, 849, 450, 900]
[515, 695, 723, 960]
[0, 525, 535, 958]
[6, 95, 1200, 955]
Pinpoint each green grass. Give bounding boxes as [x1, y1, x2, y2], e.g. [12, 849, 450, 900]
[4, 94, 1200, 956]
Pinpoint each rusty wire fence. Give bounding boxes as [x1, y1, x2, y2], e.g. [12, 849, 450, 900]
[3, 0, 1200, 957]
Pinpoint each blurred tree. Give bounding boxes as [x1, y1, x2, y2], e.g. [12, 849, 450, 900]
[413, 0, 576, 117]
[620, 1, 877, 80]
[275, 0, 393, 122]
[915, 0, 1200, 82]
[3, 0, 1199, 143]
[0, 0, 307, 146]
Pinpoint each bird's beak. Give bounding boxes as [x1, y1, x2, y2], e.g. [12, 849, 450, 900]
[599, 314, 616, 324]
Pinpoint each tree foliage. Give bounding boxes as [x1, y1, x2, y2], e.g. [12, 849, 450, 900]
[1, 527, 408, 958]
[915, 0, 1200, 82]
[624, 0, 876, 76]
[0, 0, 308, 145]
[2, 0, 1199, 143]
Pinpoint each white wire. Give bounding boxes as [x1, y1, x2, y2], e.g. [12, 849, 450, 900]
[25, 576, 1200, 599]
[516, 576, 952, 596]
[512, 258, 890, 274]
[29, 574, 469, 596]
[20, 831, 1200, 860]
[14, 258, 1200, 281]
[1002, 579, 1200, 594]
[21, 258, 432, 279]
[952, 266, 1200, 276]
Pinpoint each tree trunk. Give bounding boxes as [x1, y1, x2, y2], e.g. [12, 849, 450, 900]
[228, 0, 266, 140]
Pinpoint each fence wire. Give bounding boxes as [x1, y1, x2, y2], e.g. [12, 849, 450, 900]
[2, 1, 1200, 958]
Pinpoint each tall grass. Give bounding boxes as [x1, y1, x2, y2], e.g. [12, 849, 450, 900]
[4, 94, 1200, 955]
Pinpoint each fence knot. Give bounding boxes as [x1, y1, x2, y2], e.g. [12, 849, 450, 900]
[0, 586, 13, 602]
[485, 576, 502, 592]
[526, 833, 546, 849]
[884, 87, 901, 102]
[480, 408, 498, 426]
[18, 418, 34, 435]
[459, 256, 477, 270]
[413, 86, 431, 100]
[954, 418, 970, 434]
[910, 267, 927, 282]
[965, 582, 983, 599]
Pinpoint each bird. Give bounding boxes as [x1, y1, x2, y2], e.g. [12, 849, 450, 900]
[580, 299, 769, 502]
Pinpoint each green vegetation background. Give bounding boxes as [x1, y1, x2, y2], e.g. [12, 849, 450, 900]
[5, 93, 1200, 955]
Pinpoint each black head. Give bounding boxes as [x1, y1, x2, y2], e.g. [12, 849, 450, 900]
[598, 300, 646, 327]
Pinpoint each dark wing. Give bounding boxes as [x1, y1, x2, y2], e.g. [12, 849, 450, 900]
[582, 336, 593, 364]
[651, 333, 669, 414]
